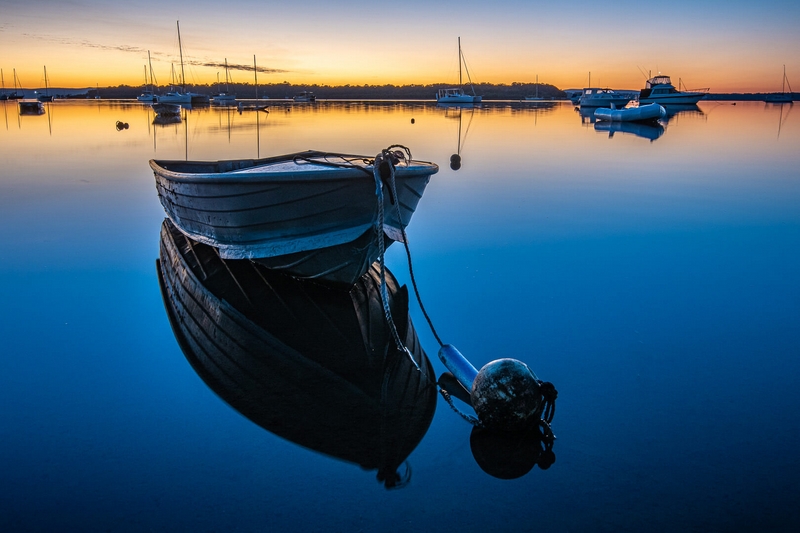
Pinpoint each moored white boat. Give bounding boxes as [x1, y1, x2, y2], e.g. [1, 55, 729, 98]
[594, 103, 666, 122]
[211, 58, 236, 103]
[579, 87, 635, 108]
[157, 91, 192, 104]
[564, 88, 583, 104]
[639, 75, 707, 105]
[137, 57, 158, 102]
[137, 91, 158, 102]
[150, 148, 438, 287]
[436, 37, 482, 104]
[293, 91, 316, 102]
[764, 65, 793, 103]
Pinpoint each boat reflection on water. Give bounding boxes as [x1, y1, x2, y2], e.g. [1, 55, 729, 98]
[157, 218, 438, 488]
[577, 105, 598, 124]
[153, 113, 182, 126]
[594, 120, 665, 142]
[662, 103, 703, 122]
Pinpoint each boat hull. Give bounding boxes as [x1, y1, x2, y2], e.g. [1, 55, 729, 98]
[157, 92, 192, 104]
[639, 94, 705, 105]
[252, 226, 393, 288]
[594, 103, 666, 122]
[764, 94, 793, 103]
[151, 150, 437, 283]
[437, 94, 482, 104]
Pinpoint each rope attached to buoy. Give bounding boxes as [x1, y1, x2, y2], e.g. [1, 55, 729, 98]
[376, 145, 444, 348]
[372, 146, 420, 371]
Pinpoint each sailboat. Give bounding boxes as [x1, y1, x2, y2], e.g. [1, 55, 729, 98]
[765, 65, 793, 104]
[158, 61, 191, 104]
[211, 58, 236, 103]
[436, 37, 482, 104]
[138, 52, 158, 102]
[0, 69, 7, 100]
[7, 69, 24, 100]
[157, 22, 194, 104]
[15, 69, 44, 114]
[37, 66, 54, 102]
[525, 75, 543, 101]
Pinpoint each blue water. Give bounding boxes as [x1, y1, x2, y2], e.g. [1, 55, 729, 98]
[1, 100, 799, 532]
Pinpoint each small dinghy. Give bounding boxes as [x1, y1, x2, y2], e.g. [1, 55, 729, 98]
[594, 102, 666, 123]
[150, 148, 438, 287]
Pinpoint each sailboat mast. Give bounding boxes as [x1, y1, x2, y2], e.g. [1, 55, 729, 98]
[177, 21, 186, 90]
[458, 36, 463, 87]
[254, 55, 258, 100]
[44, 66, 49, 96]
[148, 50, 157, 89]
[224, 58, 229, 92]
[782, 64, 786, 94]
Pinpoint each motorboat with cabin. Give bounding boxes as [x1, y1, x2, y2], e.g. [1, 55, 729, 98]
[293, 91, 316, 102]
[638, 75, 707, 105]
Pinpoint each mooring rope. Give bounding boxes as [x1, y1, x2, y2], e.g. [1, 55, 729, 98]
[375, 145, 556, 432]
[439, 387, 481, 426]
[377, 145, 445, 348]
[372, 147, 420, 371]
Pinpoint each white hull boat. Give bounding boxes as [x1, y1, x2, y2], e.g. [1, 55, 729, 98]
[639, 75, 707, 105]
[579, 88, 635, 108]
[150, 149, 438, 287]
[436, 37, 482, 104]
[594, 103, 666, 122]
[157, 91, 192, 104]
[293, 91, 316, 102]
[436, 88, 482, 104]
[764, 65, 793, 103]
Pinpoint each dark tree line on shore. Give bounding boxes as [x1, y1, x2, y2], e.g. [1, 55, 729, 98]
[87, 81, 567, 100]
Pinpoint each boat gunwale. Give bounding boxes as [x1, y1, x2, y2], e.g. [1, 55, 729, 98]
[150, 150, 439, 184]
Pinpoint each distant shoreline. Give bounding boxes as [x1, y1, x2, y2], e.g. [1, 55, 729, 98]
[1, 84, 794, 103]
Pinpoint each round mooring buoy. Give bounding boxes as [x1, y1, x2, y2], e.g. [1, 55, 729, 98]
[471, 358, 542, 431]
[411, 118, 415, 124]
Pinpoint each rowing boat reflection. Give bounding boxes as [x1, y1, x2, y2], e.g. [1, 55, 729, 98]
[157, 218, 438, 488]
[594, 120, 665, 142]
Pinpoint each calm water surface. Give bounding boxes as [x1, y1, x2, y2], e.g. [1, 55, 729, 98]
[1, 99, 799, 532]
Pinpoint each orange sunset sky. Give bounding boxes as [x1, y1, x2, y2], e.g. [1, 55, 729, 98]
[2, 0, 798, 93]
